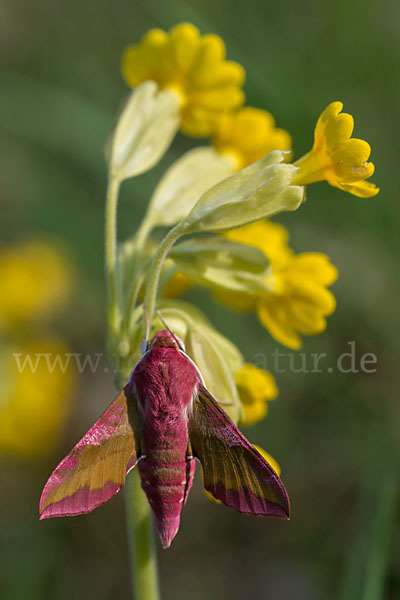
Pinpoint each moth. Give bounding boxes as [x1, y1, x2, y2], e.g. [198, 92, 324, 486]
[40, 329, 290, 548]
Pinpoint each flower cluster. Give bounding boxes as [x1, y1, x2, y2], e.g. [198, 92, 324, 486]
[122, 23, 245, 136]
[36, 22, 380, 558]
[104, 21, 379, 445]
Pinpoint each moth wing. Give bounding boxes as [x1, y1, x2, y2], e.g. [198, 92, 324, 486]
[40, 386, 140, 519]
[188, 386, 290, 519]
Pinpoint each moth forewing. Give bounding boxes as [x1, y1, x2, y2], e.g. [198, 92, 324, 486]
[39, 389, 138, 519]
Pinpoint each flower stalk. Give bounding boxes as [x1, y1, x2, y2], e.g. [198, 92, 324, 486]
[105, 175, 122, 333]
[143, 223, 188, 325]
[125, 470, 160, 600]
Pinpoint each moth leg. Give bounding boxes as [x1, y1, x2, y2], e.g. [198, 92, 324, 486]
[186, 441, 194, 460]
[181, 443, 195, 506]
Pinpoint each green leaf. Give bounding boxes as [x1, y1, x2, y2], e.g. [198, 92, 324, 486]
[362, 473, 397, 600]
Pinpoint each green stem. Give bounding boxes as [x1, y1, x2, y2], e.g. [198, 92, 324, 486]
[124, 257, 152, 335]
[125, 470, 160, 600]
[105, 175, 121, 329]
[143, 223, 187, 324]
[124, 217, 154, 303]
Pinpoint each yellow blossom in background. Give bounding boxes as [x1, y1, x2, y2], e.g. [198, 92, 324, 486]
[162, 271, 193, 299]
[253, 445, 281, 476]
[257, 251, 337, 349]
[0, 241, 72, 331]
[122, 23, 245, 136]
[223, 219, 292, 268]
[0, 339, 75, 458]
[220, 221, 338, 349]
[213, 107, 292, 170]
[236, 363, 278, 426]
[293, 102, 379, 197]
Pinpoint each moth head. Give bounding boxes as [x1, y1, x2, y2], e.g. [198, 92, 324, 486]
[150, 329, 186, 351]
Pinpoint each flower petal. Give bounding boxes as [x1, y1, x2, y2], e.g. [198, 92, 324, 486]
[286, 253, 338, 286]
[315, 101, 354, 150]
[257, 297, 302, 350]
[336, 179, 380, 198]
[168, 23, 200, 73]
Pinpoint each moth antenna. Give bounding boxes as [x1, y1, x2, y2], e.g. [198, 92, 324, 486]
[155, 310, 173, 334]
[142, 307, 150, 351]
[156, 310, 185, 351]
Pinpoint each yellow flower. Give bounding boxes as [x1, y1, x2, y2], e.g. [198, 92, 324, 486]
[292, 102, 379, 197]
[0, 339, 75, 458]
[223, 219, 292, 268]
[122, 23, 245, 136]
[0, 241, 72, 331]
[236, 363, 278, 426]
[213, 107, 292, 170]
[256, 251, 338, 349]
[220, 221, 338, 349]
[162, 271, 192, 299]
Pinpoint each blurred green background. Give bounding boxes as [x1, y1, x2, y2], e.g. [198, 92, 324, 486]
[1, 0, 399, 598]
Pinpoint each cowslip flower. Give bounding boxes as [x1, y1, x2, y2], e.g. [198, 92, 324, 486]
[213, 106, 292, 171]
[122, 23, 245, 137]
[0, 241, 72, 331]
[235, 363, 278, 426]
[292, 102, 379, 197]
[215, 220, 338, 349]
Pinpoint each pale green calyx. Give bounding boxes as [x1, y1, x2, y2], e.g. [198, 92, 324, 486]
[109, 81, 180, 181]
[144, 147, 233, 228]
[181, 150, 304, 233]
[169, 238, 273, 293]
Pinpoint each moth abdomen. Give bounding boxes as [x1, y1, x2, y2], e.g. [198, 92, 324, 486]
[138, 452, 195, 548]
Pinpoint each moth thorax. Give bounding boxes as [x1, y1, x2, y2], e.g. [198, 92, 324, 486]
[150, 329, 184, 350]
